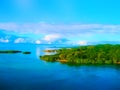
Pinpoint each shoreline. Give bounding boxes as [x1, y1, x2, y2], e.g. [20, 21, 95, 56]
[40, 44, 120, 65]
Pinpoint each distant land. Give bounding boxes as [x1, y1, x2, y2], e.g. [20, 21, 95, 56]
[40, 44, 120, 65]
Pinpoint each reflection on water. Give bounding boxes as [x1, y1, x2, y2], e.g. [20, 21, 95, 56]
[36, 47, 41, 58]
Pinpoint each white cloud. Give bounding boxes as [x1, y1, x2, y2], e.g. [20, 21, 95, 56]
[0, 38, 9, 43]
[0, 23, 18, 31]
[43, 34, 61, 42]
[14, 38, 25, 43]
[77, 40, 88, 45]
[35, 40, 41, 44]
[0, 23, 120, 35]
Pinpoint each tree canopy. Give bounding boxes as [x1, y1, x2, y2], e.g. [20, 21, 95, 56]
[40, 44, 120, 65]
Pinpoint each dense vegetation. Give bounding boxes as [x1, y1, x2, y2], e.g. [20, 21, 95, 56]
[40, 44, 120, 65]
[0, 50, 31, 54]
[0, 50, 22, 53]
[22, 52, 31, 54]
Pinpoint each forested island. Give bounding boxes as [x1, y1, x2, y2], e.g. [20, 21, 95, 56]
[0, 50, 31, 54]
[40, 44, 120, 65]
[0, 50, 22, 53]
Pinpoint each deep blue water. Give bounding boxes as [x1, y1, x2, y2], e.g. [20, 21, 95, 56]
[0, 44, 120, 90]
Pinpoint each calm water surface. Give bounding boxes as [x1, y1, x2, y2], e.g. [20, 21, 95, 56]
[0, 44, 120, 90]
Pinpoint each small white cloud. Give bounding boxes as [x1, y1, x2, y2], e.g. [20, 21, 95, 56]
[43, 34, 61, 42]
[35, 40, 41, 44]
[14, 38, 25, 43]
[5, 39, 9, 43]
[0, 38, 9, 43]
[77, 40, 87, 45]
[0, 23, 18, 31]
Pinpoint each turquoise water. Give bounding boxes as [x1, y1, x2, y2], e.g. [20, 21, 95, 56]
[0, 44, 120, 90]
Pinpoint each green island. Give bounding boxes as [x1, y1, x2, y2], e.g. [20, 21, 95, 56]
[22, 52, 31, 54]
[0, 50, 22, 53]
[40, 44, 120, 65]
[0, 50, 31, 54]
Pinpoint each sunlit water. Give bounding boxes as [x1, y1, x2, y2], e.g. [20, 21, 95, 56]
[0, 43, 120, 90]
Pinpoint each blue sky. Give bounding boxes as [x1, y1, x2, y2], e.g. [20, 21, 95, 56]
[0, 0, 120, 44]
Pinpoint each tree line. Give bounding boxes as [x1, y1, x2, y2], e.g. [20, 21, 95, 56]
[40, 44, 120, 65]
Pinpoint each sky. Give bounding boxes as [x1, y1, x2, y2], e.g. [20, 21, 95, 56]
[0, 0, 120, 44]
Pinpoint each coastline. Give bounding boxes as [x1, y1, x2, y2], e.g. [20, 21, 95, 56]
[40, 44, 120, 65]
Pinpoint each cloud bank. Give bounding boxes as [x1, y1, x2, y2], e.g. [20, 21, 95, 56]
[0, 23, 120, 44]
[0, 23, 120, 35]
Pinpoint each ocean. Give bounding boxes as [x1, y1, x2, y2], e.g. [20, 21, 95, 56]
[0, 43, 120, 90]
